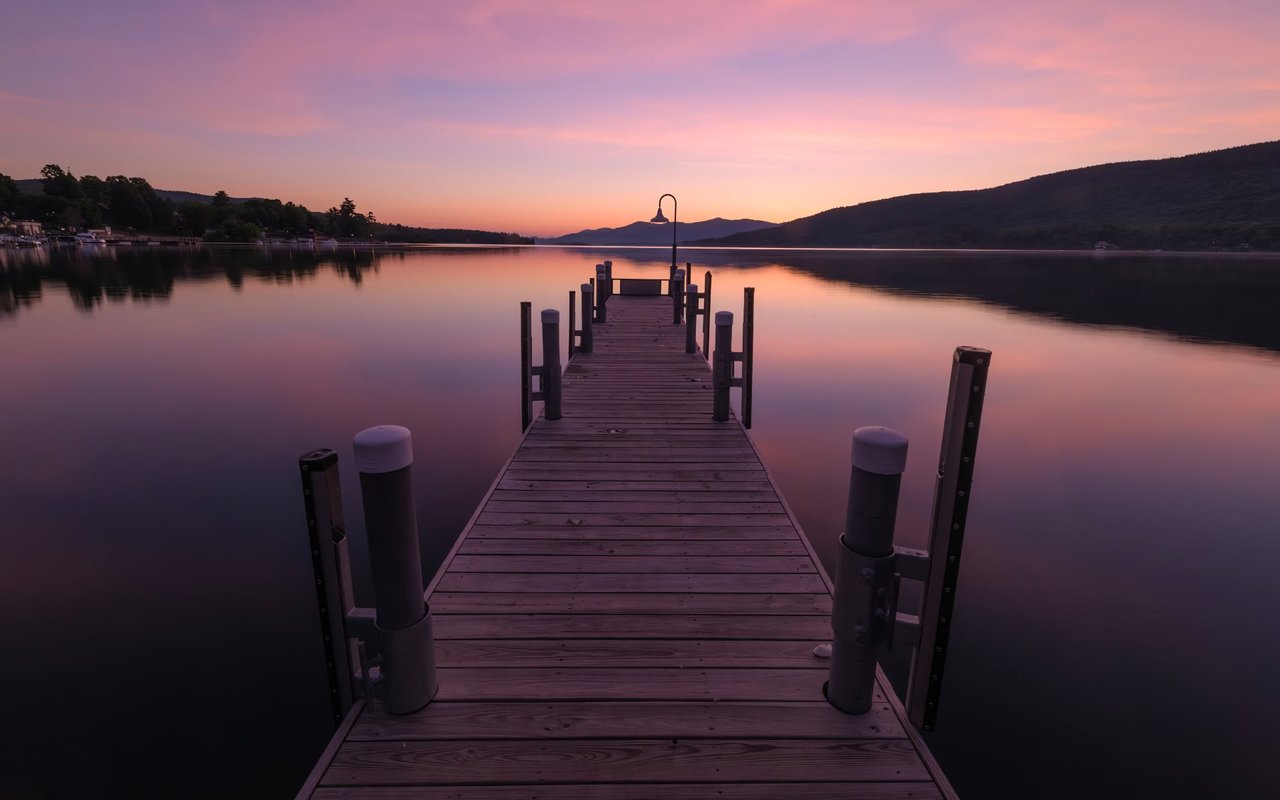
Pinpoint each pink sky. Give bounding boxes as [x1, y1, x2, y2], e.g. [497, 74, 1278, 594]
[3, 0, 1278, 236]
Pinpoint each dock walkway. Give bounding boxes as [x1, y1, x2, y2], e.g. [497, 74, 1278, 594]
[300, 294, 956, 799]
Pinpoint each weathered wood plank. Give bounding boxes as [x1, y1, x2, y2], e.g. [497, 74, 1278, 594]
[427, 592, 833, 615]
[496, 479, 775, 491]
[434, 572, 829, 593]
[435, 639, 829, 668]
[502, 462, 765, 472]
[432, 614, 830, 640]
[448, 555, 815, 574]
[314, 783, 940, 800]
[475, 513, 795, 527]
[347, 697, 901, 741]
[482, 501, 784, 515]
[322, 738, 930, 785]
[488, 488, 776, 500]
[468, 525, 799, 540]
[458, 539, 807, 556]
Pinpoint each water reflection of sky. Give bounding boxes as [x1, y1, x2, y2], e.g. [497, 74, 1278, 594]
[1, 245, 1278, 798]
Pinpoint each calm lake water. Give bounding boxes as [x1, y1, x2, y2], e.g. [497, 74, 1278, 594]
[2, 244, 1278, 798]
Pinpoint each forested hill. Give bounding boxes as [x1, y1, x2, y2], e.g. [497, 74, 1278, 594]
[698, 141, 1280, 251]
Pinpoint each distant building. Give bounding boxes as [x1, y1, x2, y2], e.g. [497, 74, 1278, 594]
[1094, 240, 1116, 251]
[15, 220, 42, 236]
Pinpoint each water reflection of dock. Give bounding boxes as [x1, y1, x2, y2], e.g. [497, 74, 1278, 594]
[296, 289, 958, 798]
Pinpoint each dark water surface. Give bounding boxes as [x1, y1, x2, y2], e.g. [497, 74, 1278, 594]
[2, 245, 1277, 798]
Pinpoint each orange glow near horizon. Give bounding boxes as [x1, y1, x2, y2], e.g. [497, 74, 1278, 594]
[2, 0, 1279, 235]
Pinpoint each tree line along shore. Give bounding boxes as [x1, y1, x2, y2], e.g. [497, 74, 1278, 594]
[0, 166, 533, 245]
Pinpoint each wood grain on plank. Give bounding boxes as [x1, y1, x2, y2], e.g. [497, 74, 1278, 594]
[322, 738, 929, 785]
[348, 698, 902, 741]
[427, 591, 833, 615]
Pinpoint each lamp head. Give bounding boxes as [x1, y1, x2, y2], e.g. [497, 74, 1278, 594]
[650, 207, 668, 224]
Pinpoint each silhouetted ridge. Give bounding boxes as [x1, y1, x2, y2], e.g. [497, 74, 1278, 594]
[698, 141, 1280, 250]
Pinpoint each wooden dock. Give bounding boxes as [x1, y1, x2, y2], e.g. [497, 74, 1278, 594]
[298, 294, 958, 799]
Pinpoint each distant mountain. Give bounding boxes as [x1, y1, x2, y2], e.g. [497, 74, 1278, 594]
[697, 141, 1280, 251]
[539, 217, 776, 246]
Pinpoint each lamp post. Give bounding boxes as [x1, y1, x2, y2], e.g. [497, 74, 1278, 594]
[650, 193, 677, 289]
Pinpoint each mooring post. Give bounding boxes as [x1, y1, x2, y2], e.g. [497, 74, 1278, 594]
[672, 267, 685, 324]
[685, 283, 700, 353]
[712, 311, 734, 421]
[520, 301, 532, 431]
[541, 309, 562, 420]
[827, 426, 908, 714]
[299, 449, 357, 726]
[595, 265, 607, 323]
[703, 270, 713, 360]
[603, 260, 613, 298]
[579, 282, 593, 354]
[353, 425, 437, 715]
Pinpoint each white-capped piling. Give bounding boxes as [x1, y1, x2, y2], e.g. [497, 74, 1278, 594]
[827, 426, 908, 714]
[353, 425, 437, 715]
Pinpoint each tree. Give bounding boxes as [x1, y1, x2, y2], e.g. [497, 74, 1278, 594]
[0, 173, 17, 214]
[327, 197, 373, 238]
[41, 164, 82, 200]
[104, 175, 153, 230]
[174, 201, 214, 236]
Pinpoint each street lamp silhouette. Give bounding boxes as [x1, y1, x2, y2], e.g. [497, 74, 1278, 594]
[650, 193, 677, 288]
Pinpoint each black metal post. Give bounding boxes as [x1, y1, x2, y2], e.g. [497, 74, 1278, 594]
[907, 347, 992, 730]
[299, 449, 356, 726]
